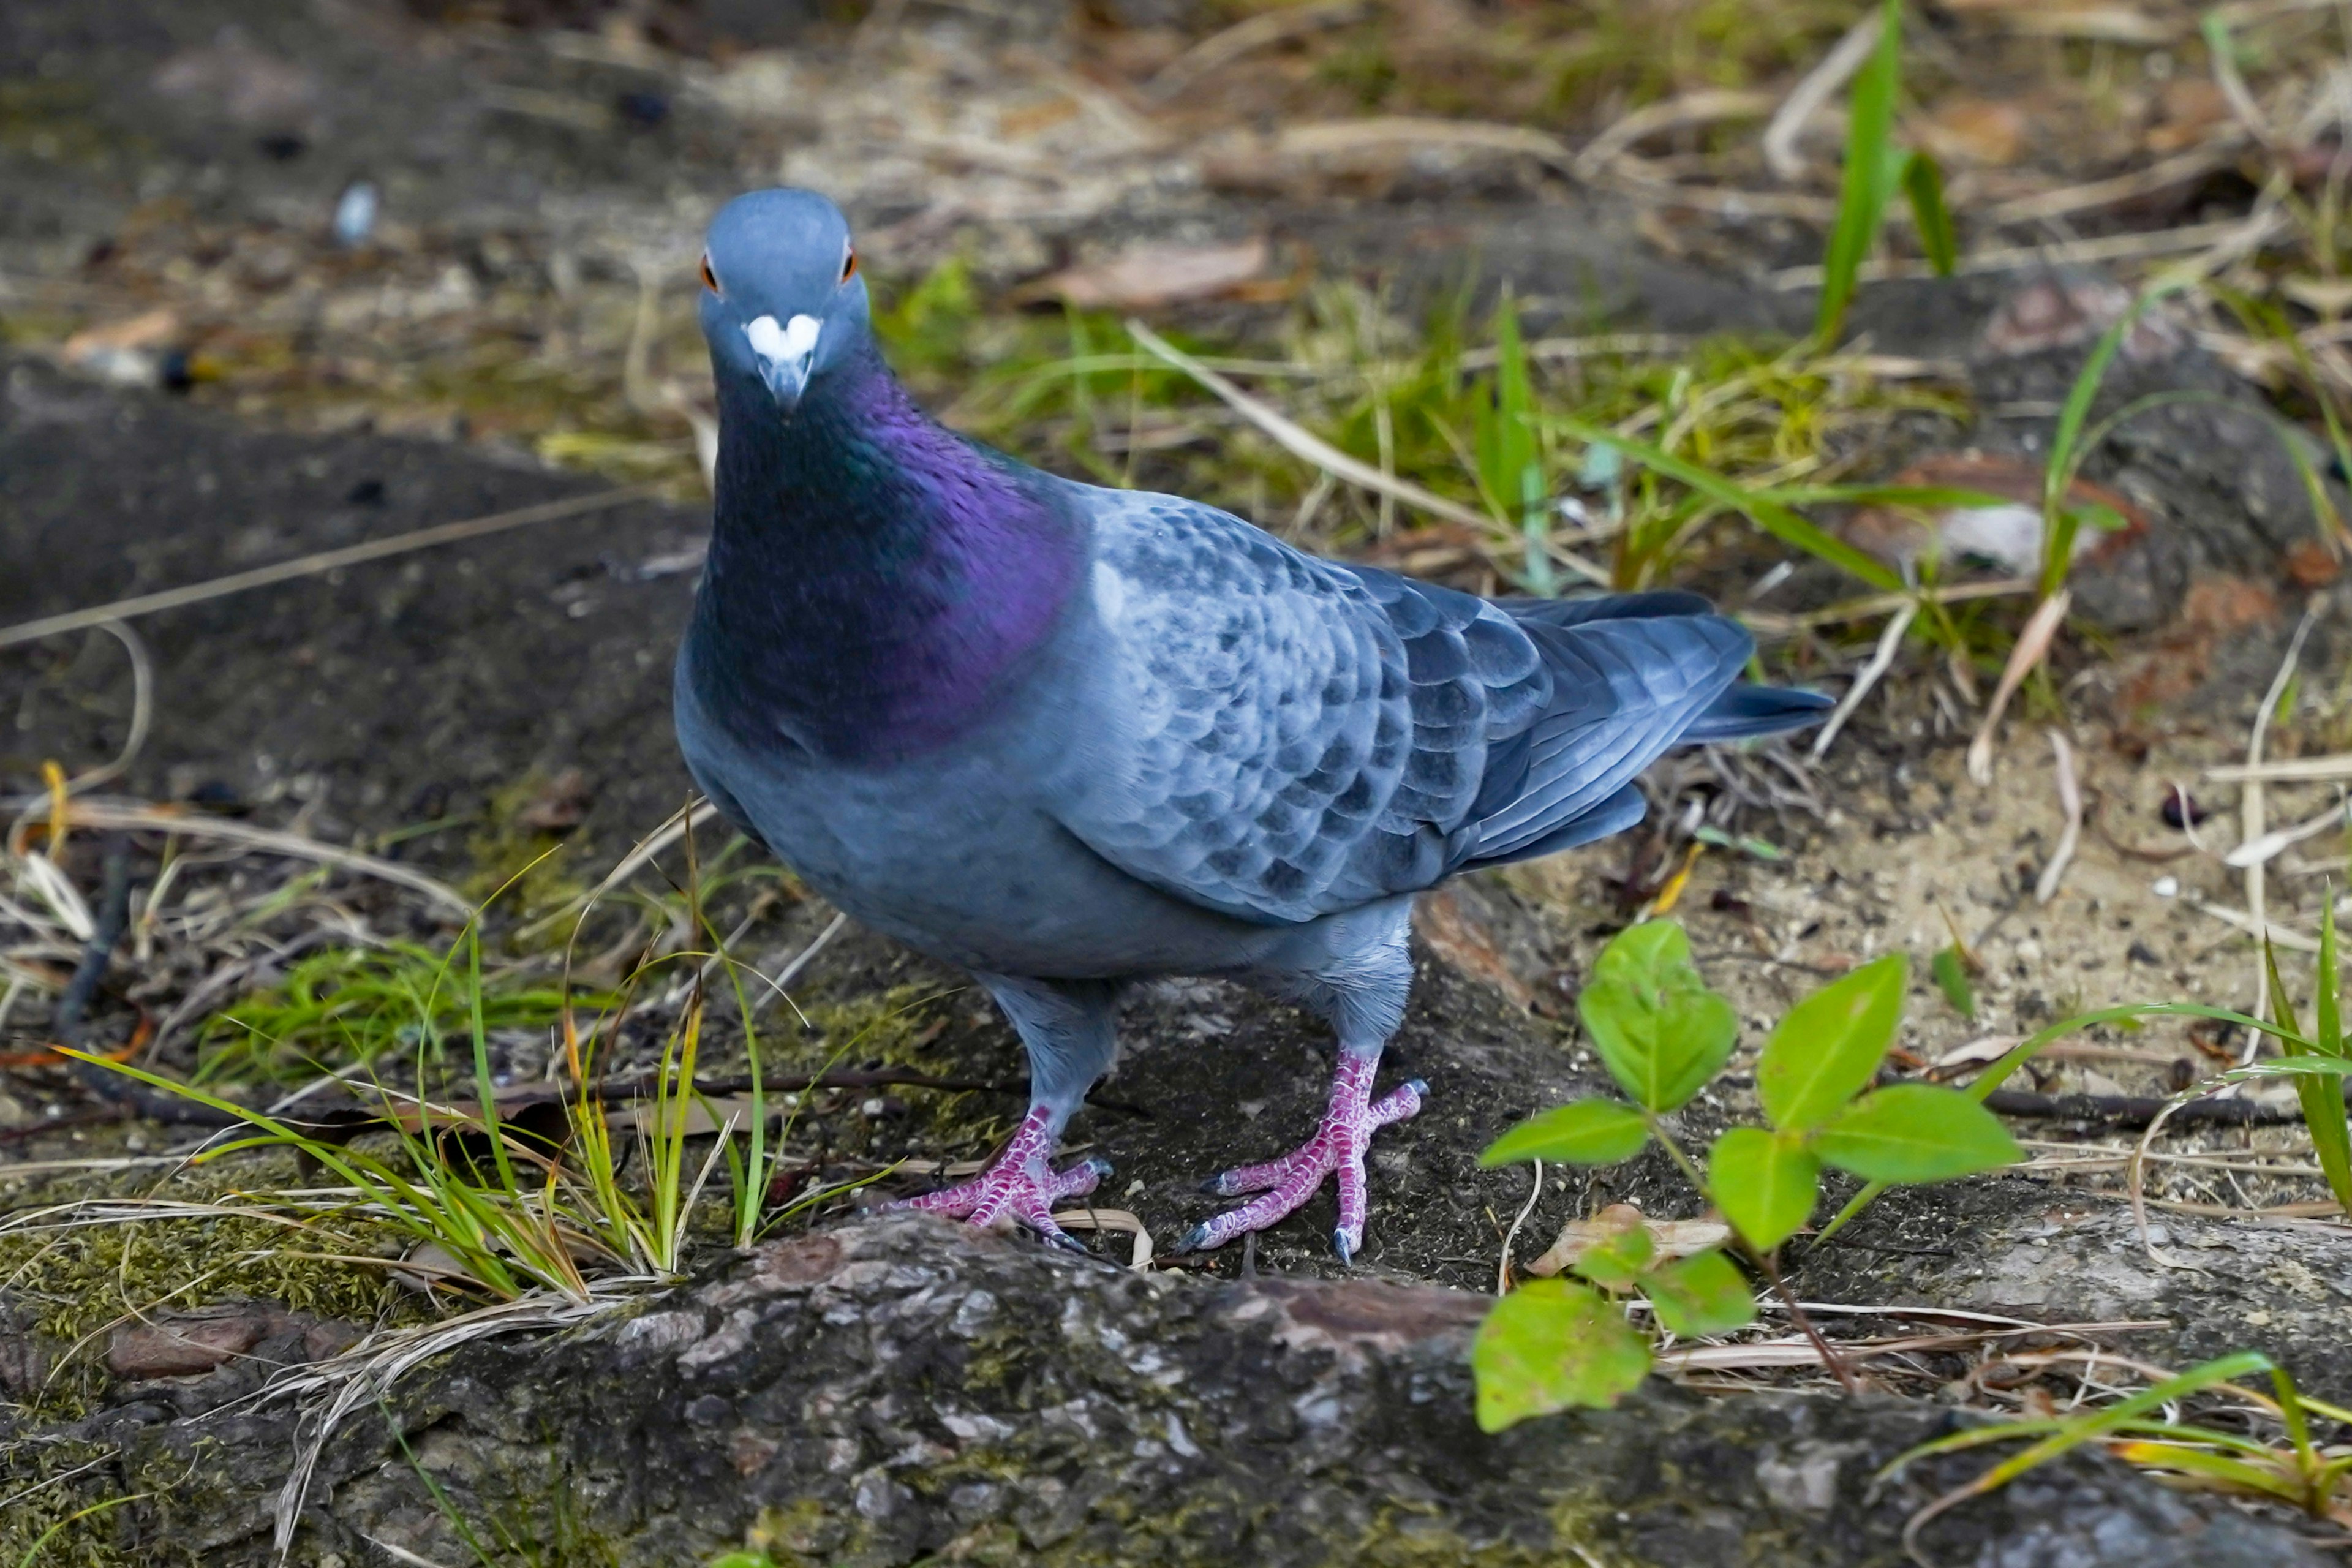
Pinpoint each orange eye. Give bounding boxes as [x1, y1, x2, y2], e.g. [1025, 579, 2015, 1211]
[840, 248, 858, 282]
[698, 254, 718, 292]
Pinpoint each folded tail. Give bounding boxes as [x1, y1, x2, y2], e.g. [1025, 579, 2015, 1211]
[1676, 681, 1835, 744]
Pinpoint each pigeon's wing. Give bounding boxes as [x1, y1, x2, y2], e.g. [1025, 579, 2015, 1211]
[1054, 491, 1550, 925]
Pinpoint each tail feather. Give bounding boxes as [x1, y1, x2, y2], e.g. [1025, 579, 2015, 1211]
[1678, 682, 1834, 744]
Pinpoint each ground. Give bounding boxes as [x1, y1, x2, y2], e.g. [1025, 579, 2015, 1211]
[7, 1, 2352, 1563]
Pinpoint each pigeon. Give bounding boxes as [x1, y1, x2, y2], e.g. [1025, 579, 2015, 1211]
[676, 189, 1832, 1261]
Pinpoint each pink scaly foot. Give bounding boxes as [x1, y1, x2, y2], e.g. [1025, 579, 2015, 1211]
[887, 1105, 1110, 1250]
[1178, 1055, 1426, 1264]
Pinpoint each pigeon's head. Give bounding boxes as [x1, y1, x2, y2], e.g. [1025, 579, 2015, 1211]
[698, 188, 870, 415]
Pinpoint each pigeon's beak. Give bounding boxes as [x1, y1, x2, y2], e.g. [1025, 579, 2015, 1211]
[745, 312, 821, 412]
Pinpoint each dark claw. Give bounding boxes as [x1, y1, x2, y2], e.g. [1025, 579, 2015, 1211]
[1080, 1156, 1115, 1178]
[1404, 1078, 1428, 1095]
[1197, 1174, 1232, 1196]
[1175, 1223, 1213, 1253]
[1331, 1229, 1355, 1267]
[1038, 1224, 1090, 1253]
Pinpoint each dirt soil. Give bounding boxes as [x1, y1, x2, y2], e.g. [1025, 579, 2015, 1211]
[9, 1, 2352, 1564]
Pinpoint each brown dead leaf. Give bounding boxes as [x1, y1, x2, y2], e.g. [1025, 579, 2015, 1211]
[515, 768, 595, 833]
[2149, 78, 2231, 154]
[1914, 97, 2029, 167]
[1032, 237, 1270, 311]
[2286, 538, 2342, 589]
[1845, 452, 2146, 575]
[1527, 1204, 1730, 1278]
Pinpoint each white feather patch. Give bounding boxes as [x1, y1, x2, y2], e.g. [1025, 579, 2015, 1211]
[745, 312, 822, 367]
[1092, 560, 1128, 624]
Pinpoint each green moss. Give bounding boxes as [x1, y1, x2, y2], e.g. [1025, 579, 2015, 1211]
[0, 1159, 417, 1422]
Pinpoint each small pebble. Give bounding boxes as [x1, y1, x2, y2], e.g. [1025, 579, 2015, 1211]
[2152, 876, 2179, 897]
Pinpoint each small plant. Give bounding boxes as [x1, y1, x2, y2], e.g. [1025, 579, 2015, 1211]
[1471, 920, 2021, 1431]
[197, 941, 597, 1083]
[1473, 288, 1551, 594]
[1815, 0, 1958, 345]
[1890, 1351, 2352, 1549]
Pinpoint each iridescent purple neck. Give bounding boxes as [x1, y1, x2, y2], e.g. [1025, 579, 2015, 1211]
[690, 339, 1084, 763]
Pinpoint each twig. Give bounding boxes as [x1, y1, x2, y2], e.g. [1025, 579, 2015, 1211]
[1809, 601, 1914, 761]
[10, 800, 472, 919]
[2206, 754, 2352, 785]
[2035, 730, 2082, 905]
[1745, 576, 2034, 636]
[1144, 0, 1368, 101]
[1761, 10, 1883, 182]
[1577, 89, 1777, 182]
[1124, 320, 1611, 586]
[1980, 1087, 2324, 1128]
[0, 484, 666, 650]
[1497, 1157, 1543, 1295]
[1765, 211, 2290, 290]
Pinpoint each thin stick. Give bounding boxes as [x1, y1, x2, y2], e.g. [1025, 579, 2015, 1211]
[26, 800, 472, 918]
[1761, 10, 1883, 182]
[2207, 755, 2352, 783]
[1746, 576, 2034, 636]
[2242, 603, 2321, 1033]
[1124, 320, 1611, 586]
[1577, 88, 1777, 181]
[1496, 1157, 1543, 1295]
[2035, 729, 2082, 904]
[1765, 211, 2289, 290]
[0, 483, 667, 650]
[1144, 0, 1368, 100]
[64, 620, 153, 794]
[1809, 601, 1914, 761]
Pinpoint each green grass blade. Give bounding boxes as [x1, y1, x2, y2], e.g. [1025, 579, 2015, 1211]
[1552, 416, 1904, 590]
[1887, 1350, 2275, 1512]
[1901, 149, 1958, 276]
[13, 1493, 149, 1568]
[2109, 1441, 2306, 1502]
[1815, 0, 1902, 344]
[2040, 277, 2192, 595]
[2307, 901, 2352, 1212]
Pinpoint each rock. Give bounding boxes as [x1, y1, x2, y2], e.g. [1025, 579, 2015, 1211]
[108, 1303, 276, 1379]
[34, 1215, 2331, 1566]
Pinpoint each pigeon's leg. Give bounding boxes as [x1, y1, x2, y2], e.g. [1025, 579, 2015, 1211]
[888, 974, 1119, 1251]
[1182, 900, 1424, 1264]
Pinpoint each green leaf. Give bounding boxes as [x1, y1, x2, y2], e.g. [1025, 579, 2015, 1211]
[1578, 921, 1739, 1112]
[1644, 1249, 1757, 1338]
[1901, 148, 1958, 276]
[1707, 1126, 1821, 1251]
[1472, 1278, 1653, 1430]
[1815, 0, 1903, 344]
[1813, 1084, 2022, 1183]
[1757, 953, 1907, 1130]
[1931, 945, 1975, 1020]
[2288, 909, 2352, 1212]
[1569, 1211, 1656, 1289]
[1481, 1098, 1652, 1167]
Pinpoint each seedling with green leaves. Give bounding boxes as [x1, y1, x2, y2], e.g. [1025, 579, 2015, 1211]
[1471, 920, 2021, 1431]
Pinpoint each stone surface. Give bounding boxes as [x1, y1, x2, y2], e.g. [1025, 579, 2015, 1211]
[21, 1215, 2332, 1566]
